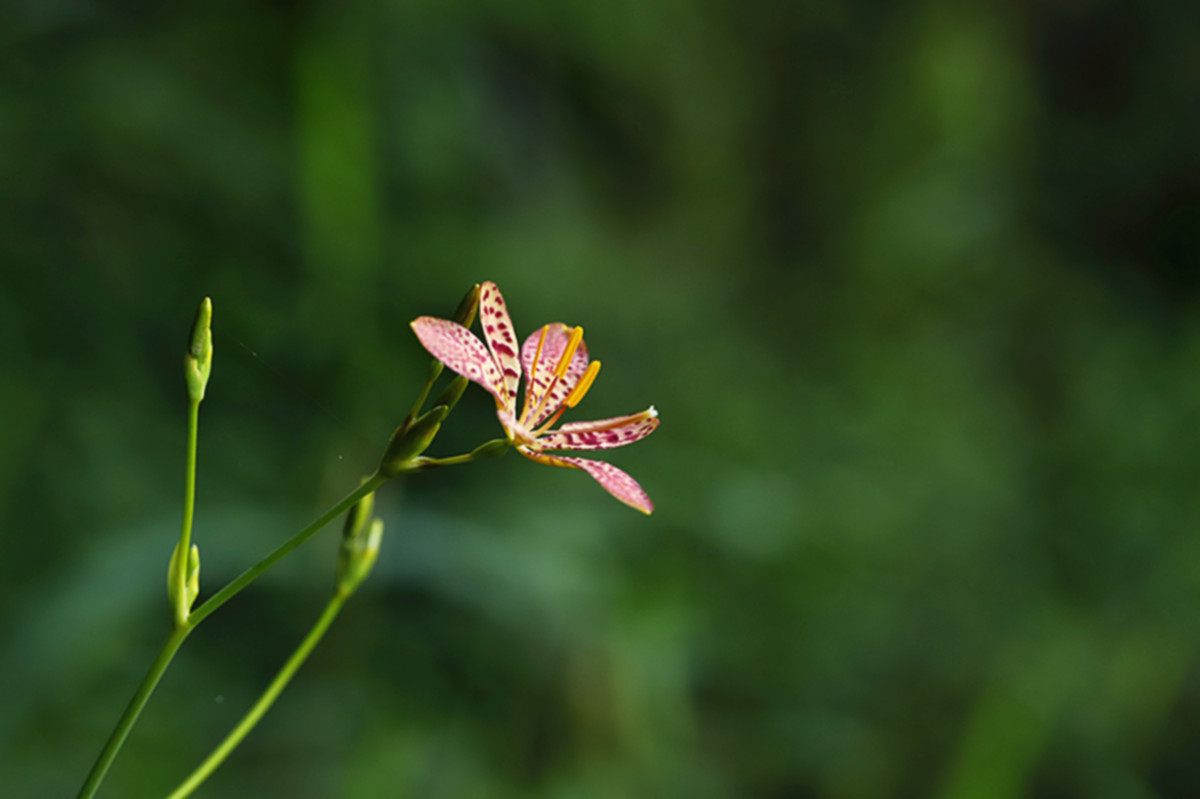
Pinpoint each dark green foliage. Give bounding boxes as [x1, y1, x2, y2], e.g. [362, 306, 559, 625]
[3, 0, 1200, 796]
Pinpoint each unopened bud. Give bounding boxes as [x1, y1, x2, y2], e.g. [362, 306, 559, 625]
[168, 542, 201, 617]
[185, 297, 214, 402]
[425, 355, 444, 387]
[453, 283, 481, 328]
[470, 438, 512, 459]
[341, 484, 376, 541]
[380, 405, 449, 475]
[337, 518, 384, 596]
[431, 374, 469, 412]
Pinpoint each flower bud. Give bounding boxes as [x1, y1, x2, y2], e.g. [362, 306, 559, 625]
[342, 482, 376, 540]
[470, 438, 512, 459]
[185, 297, 214, 402]
[453, 283, 481, 328]
[168, 542, 201, 616]
[424, 354, 444, 387]
[431, 374, 469, 412]
[337, 518, 384, 596]
[380, 404, 449, 476]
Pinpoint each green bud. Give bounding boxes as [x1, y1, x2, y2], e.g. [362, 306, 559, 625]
[380, 405, 449, 476]
[470, 438, 512, 459]
[453, 283, 481, 328]
[431, 374, 469, 412]
[337, 518, 384, 596]
[424, 353, 444, 387]
[185, 297, 214, 402]
[168, 542, 201, 617]
[342, 483, 376, 541]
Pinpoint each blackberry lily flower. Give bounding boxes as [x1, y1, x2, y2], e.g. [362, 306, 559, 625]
[411, 281, 659, 513]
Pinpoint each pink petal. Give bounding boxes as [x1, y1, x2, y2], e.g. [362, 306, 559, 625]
[477, 282, 522, 407]
[410, 316, 508, 406]
[520, 323, 590, 427]
[519, 449, 655, 514]
[538, 407, 659, 451]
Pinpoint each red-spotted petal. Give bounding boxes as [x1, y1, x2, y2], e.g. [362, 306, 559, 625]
[519, 449, 654, 514]
[520, 323, 590, 428]
[410, 316, 508, 406]
[477, 281, 522, 406]
[538, 407, 660, 451]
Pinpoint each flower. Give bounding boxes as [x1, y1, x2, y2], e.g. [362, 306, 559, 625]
[411, 281, 660, 513]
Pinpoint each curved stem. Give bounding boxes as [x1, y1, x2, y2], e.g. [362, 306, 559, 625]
[187, 471, 388, 627]
[166, 592, 348, 799]
[76, 624, 192, 799]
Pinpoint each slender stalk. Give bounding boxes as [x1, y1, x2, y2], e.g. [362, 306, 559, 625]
[416, 452, 478, 469]
[76, 624, 192, 799]
[77, 470, 391, 798]
[414, 439, 511, 470]
[187, 471, 388, 627]
[411, 360, 442, 418]
[166, 592, 349, 799]
[79, 389, 205, 798]
[172, 397, 201, 625]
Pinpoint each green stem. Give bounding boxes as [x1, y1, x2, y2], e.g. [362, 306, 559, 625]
[78, 394, 204, 798]
[187, 471, 388, 627]
[166, 592, 349, 799]
[76, 471, 390, 798]
[172, 397, 201, 625]
[416, 452, 477, 469]
[76, 624, 192, 799]
[415, 439, 512, 470]
[404, 359, 443, 426]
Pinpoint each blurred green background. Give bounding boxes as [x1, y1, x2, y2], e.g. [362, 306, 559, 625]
[3, 0, 1200, 796]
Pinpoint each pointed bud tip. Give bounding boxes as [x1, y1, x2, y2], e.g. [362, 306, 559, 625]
[188, 298, 213, 358]
[186, 297, 214, 400]
[453, 284, 482, 328]
[380, 405, 449, 474]
[431, 373, 470, 411]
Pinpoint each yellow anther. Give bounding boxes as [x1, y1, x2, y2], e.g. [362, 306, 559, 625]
[553, 326, 584, 379]
[565, 360, 601, 408]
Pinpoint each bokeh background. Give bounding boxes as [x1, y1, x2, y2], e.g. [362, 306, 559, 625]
[4, 0, 1200, 796]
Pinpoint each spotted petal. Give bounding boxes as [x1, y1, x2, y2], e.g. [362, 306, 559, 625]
[538, 408, 660, 451]
[478, 281, 522, 407]
[519, 449, 654, 514]
[520, 323, 590, 428]
[410, 316, 508, 406]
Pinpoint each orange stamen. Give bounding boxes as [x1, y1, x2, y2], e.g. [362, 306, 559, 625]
[564, 360, 601, 408]
[554, 326, 584, 379]
[525, 326, 584, 425]
[532, 405, 567, 437]
[521, 324, 550, 422]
